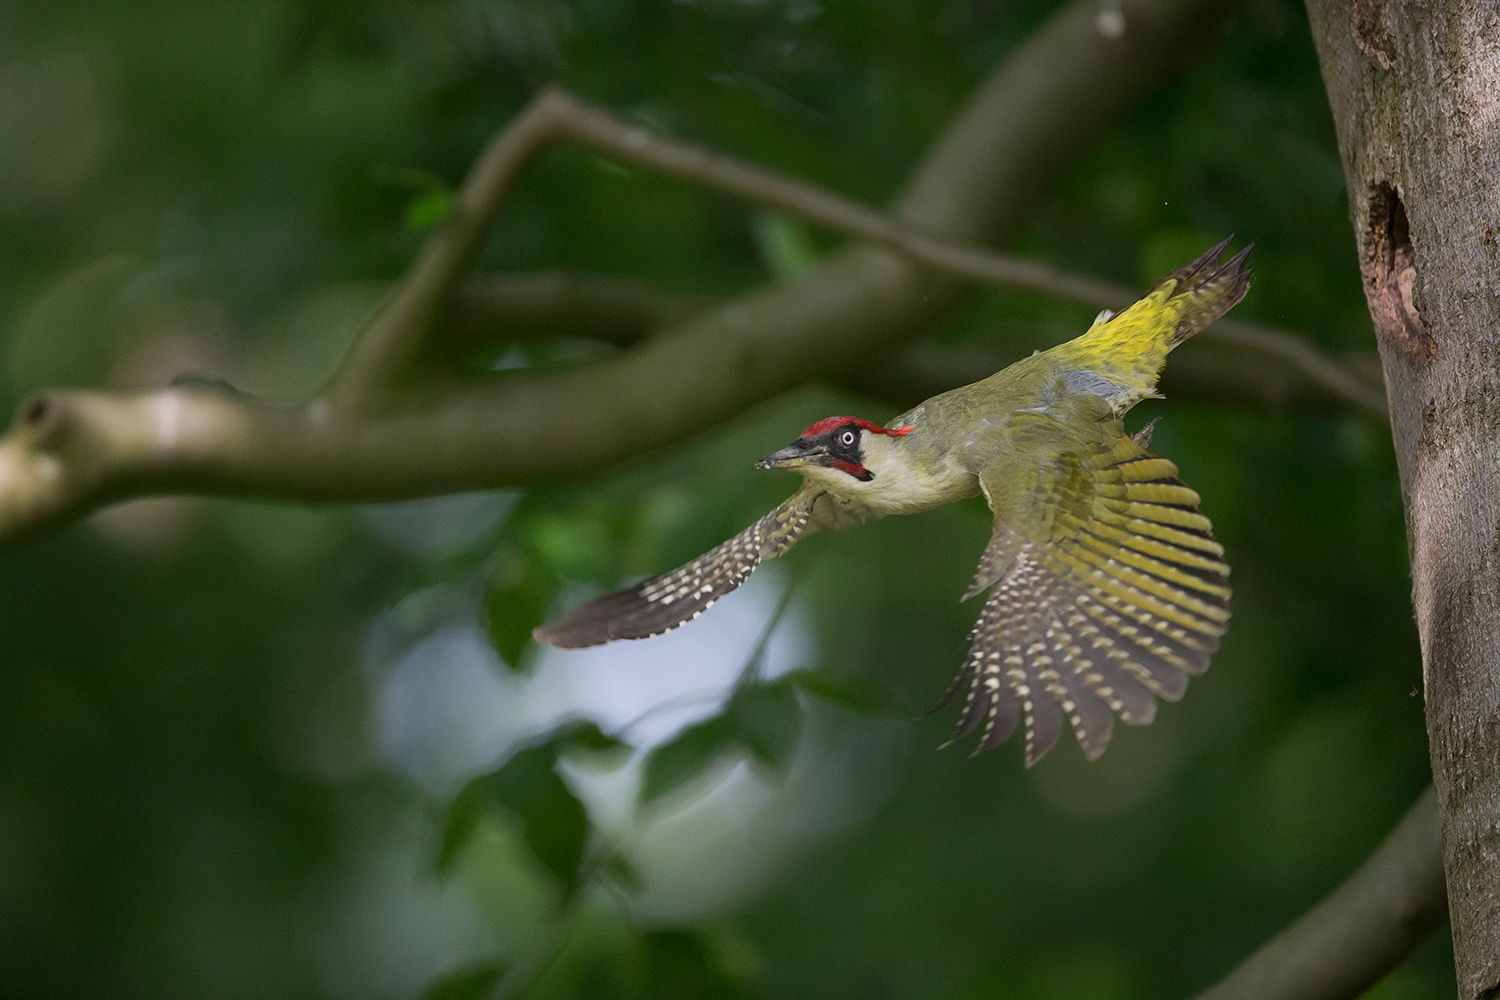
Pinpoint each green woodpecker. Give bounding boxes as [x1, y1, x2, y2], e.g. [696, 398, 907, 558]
[536, 238, 1251, 765]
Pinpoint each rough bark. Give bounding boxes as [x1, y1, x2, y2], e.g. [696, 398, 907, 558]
[1305, 2, 1500, 995]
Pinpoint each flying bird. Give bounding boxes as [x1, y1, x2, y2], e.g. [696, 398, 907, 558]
[535, 239, 1251, 765]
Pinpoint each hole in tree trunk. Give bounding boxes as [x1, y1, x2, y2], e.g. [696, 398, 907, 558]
[1363, 182, 1434, 362]
[1350, 0, 1395, 69]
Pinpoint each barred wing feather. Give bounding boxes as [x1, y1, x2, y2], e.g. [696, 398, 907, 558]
[533, 488, 821, 649]
[944, 435, 1230, 765]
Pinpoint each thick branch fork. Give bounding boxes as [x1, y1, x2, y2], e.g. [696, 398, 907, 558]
[510, 92, 1386, 417]
[385, 87, 1386, 417]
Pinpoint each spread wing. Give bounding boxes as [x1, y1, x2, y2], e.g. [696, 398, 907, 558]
[533, 486, 826, 649]
[941, 430, 1231, 765]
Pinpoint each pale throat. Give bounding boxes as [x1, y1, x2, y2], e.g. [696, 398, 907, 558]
[815, 433, 974, 515]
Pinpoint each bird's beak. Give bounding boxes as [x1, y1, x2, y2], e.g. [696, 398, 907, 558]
[756, 439, 827, 470]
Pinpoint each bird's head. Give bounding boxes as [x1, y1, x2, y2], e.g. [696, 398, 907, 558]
[755, 416, 913, 485]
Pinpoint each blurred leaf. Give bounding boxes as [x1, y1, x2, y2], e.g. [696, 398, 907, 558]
[406, 188, 453, 231]
[438, 785, 486, 874]
[439, 744, 558, 873]
[599, 851, 645, 895]
[751, 211, 822, 278]
[485, 561, 557, 669]
[556, 718, 632, 770]
[487, 743, 563, 809]
[558, 719, 625, 754]
[728, 679, 802, 772]
[419, 960, 508, 1000]
[440, 721, 617, 891]
[372, 163, 454, 233]
[522, 770, 590, 903]
[788, 666, 908, 718]
[639, 715, 737, 807]
[527, 511, 616, 582]
[637, 684, 801, 808]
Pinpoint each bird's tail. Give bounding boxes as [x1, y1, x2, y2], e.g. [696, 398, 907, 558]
[1066, 238, 1253, 387]
[1147, 235, 1255, 346]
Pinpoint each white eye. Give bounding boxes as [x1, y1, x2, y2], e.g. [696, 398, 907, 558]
[840, 430, 856, 446]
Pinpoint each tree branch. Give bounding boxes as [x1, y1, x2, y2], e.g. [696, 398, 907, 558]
[0, 0, 1244, 545]
[433, 93, 1386, 418]
[1195, 318, 1386, 419]
[448, 272, 703, 348]
[493, 91, 1144, 303]
[442, 268, 1384, 416]
[1192, 786, 1447, 1000]
[326, 90, 580, 412]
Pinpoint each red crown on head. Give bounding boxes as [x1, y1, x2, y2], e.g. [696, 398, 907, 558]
[800, 416, 913, 439]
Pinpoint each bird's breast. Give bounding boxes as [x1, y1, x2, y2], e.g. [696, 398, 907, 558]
[836, 447, 978, 516]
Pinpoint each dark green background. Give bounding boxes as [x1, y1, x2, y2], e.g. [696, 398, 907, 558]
[0, 1, 1446, 997]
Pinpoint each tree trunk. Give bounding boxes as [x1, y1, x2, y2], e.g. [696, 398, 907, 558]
[1304, 2, 1500, 996]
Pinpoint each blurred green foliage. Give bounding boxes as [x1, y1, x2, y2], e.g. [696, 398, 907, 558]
[442, 721, 625, 902]
[638, 676, 802, 808]
[0, 1, 1451, 998]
